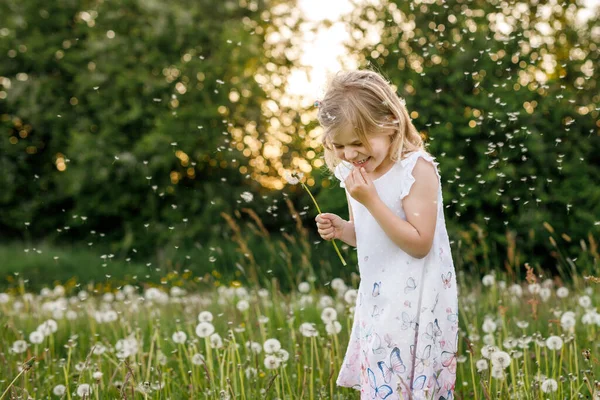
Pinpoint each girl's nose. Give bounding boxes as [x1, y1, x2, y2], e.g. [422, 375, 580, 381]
[344, 148, 357, 159]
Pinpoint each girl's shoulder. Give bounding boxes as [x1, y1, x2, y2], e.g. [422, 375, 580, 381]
[398, 149, 441, 200]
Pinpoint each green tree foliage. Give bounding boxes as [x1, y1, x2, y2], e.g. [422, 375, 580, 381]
[0, 0, 296, 257]
[330, 0, 599, 274]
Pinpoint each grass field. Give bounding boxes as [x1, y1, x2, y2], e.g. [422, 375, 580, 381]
[1, 263, 599, 399]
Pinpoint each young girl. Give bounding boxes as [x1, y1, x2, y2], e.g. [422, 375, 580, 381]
[314, 70, 459, 400]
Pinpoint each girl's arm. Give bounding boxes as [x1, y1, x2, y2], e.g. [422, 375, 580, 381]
[341, 192, 357, 247]
[365, 158, 438, 258]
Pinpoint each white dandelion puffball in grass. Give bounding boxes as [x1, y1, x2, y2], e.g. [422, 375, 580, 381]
[517, 336, 532, 349]
[541, 378, 558, 393]
[578, 295, 592, 309]
[482, 334, 495, 346]
[53, 384, 66, 396]
[195, 322, 215, 338]
[246, 341, 262, 354]
[115, 337, 139, 359]
[482, 318, 497, 333]
[210, 333, 223, 349]
[482, 274, 495, 286]
[275, 349, 290, 362]
[344, 289, 358, 305]
[76, 384, 92, 397]
[299, 322, 318, 337]
[245, 367, 257, 379]
[318, 295, 334, 309]
[546, 335, 563, 350]
[92, 371, 103, 380]
[320, 307, 338, 324]
[556, 287, 569, 298]
[92, 343, 107, 355]
[475, 359, 489, 372]
[511, 350, 523, 359]
[66, 310, 78, 320]
[263, 338, 281, 354]
[38, 319, 58, 335]
[264, 354, 281, 369]
[502, 337, 517, 349]
[481, 345, 499, 359]
[11, 340, 27, 354]
[490, 365, 505, 379]
[170, 286, 186, 297]
[191, 353, 205, 365]
[560, 311, 576, 330]
[236, 299, 249, 312]
[198, 311, 213, 322]
[0, 293, 10, 304]
[582, 309, 599, 325]
[298, 282, 310, 293]
[528, 283, 541, 295]
[539, 287, 551, 302]
[331, 278, 347, 293]
[29, 331, 44, 344]
[326, 321, 342, 335]
[258, 315, 269, 324]
[491, 351, 511, 369]
[508, 284, 523, 297]
[515, 320, 529, 329]
[172, 331, 187, 344]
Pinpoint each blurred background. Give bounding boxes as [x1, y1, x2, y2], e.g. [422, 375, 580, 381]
[0, 0, 598, 291]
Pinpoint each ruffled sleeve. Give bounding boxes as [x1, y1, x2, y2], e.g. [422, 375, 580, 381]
[334, 161, 352, 189]
[399, 150, 441, 200]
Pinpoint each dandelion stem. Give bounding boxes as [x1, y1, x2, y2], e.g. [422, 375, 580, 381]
[0, 357, 35, 400]
[299, 182, 347, 266]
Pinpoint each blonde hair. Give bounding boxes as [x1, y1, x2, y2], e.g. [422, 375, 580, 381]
[317, 69, 426, 174]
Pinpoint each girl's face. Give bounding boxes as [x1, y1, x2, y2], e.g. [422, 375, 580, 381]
[331, 127, 395, 177]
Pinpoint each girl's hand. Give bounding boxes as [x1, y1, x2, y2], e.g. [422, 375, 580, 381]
[345, 167, 380, 207]
[315, 213, 346, 241]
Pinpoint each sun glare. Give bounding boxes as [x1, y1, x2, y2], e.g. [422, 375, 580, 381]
[287, 0, 358, 104]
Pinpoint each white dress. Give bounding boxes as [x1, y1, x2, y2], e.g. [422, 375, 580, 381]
[334, 150, 459, 400]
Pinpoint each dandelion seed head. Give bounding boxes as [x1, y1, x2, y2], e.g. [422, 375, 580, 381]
[546, 335, 563, 351]
[198, 311, 213, 323]
[541, 378, 558, 393]
[326, 321, 342, 335]
[475, 359, 489, 372]
[299, 322, 318, 337]
[195, 322, 215, 338]
[321, 307, 338, 324]
[172, 331, 187, 344]
[53, 384, 66, 396]
[76, 384, 92, 397]
[191, 353, 205, 365]
[29, 330, 44, 344]
[264, 354, 281, 369]
[491, 351, 511, 369]
[482, 274, 495, 286]
[236, 299, 250, 312]
[263, 338, 281, 354]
